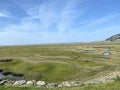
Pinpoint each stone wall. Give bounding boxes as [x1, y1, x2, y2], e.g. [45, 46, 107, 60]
[0, 71, 120, 88]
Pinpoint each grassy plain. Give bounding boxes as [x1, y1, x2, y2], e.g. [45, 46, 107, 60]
[0, 42, 120, 89]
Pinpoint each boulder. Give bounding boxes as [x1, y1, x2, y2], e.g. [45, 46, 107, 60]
[0, 80, 8, 85]
[26, 81, 34, 86]
[58, 84, 63, 88]
[70, 81, 80, 86]
[62, 81, 71, 87]
[13, 80, 26, 86]
[45, 83, 58, 88]
[36, 81, 46, 86]
[4, 81, 15, 86]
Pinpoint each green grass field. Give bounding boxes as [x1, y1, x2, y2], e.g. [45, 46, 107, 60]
[0, 42, 120, 89]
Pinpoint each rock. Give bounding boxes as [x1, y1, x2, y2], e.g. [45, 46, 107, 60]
[70, 81, 80, 86]
[36, 81, 46, 86]
[106, 33, 120, 42]
[58, 84, 63, 88]
[0, 80, 8, 85]
[62, 81, 71, 87]
[62, 81, 80, 87]
[26, 81, 34, 86]
[46, 83, 58, 88]
[13, 80, 26, 86]
[4, 81, 15, 86]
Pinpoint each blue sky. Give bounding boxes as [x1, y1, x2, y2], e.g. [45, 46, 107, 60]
[0, 0, 120, 45]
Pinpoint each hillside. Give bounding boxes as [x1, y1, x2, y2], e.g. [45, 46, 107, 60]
[106, 34, 120, 41]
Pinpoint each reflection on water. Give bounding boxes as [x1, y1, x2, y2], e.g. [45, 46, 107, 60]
[0, 72, 23, 80]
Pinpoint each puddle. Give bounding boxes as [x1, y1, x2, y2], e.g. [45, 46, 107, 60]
[0, 71, 24, 80]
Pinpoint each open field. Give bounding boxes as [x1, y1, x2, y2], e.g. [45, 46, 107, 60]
[0, 42, 120, 89]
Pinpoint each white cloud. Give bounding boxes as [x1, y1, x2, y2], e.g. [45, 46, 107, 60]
[20, 3, 59, 31]
[56, 0, 87, 32]
[18, 0, 87, 32]
[0, 10, 11, 18]
[0, 12, 6, 17]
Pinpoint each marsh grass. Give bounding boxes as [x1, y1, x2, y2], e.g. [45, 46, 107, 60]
[0, 42, 120, 89]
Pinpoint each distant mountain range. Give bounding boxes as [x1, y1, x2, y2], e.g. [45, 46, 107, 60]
[106, 34, 120, 41]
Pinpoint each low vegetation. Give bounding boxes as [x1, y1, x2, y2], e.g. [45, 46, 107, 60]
[0, 42, 120, 89]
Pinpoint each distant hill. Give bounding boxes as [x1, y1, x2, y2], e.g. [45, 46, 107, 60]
[106, 34, 120, 41]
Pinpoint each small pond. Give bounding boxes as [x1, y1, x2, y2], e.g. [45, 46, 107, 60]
[0, 70, 24, 80]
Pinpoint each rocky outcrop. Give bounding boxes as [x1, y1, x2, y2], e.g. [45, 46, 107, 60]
[106, 34, 120, 41]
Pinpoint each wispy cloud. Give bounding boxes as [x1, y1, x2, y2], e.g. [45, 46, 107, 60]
[1, 0, 87, 33]
[0, 10, 11, 17]
[21, 0, 87, 32]
[82, 14, 119, 28]
[56, 0, 86, 32]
